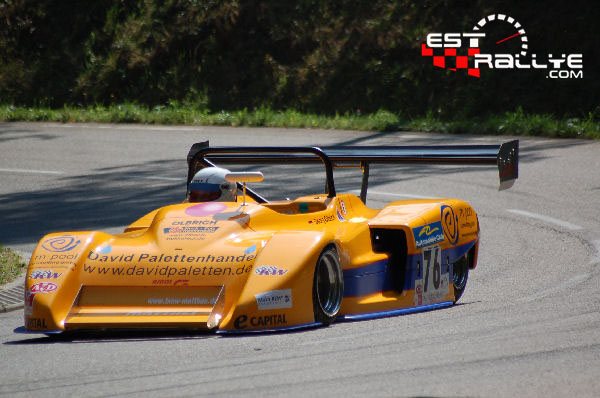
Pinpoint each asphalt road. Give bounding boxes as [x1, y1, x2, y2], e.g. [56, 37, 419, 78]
[1, 122, 599, 397]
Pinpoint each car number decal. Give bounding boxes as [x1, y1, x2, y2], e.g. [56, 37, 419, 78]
[414, 246, 449, 306]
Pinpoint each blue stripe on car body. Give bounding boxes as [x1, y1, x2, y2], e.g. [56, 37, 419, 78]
[342, 239, 477, 298]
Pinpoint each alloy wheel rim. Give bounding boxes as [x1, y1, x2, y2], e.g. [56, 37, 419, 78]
[316, 251, 342, 317]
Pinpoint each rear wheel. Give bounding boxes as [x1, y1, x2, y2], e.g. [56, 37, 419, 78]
[313, 246, 344, 325]
[452, 254, 469, 302]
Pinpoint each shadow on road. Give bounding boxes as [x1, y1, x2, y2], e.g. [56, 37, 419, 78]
[1, 128, 587, 247]
[0, 158, 502, 246]
[7, 327, 220, 345]
[0, 158, 187, 246]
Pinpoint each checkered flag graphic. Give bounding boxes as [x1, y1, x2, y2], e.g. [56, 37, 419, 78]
[421, 44, 481, 77]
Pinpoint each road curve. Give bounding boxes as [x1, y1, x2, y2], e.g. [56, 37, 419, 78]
[1, 122, 599, 397]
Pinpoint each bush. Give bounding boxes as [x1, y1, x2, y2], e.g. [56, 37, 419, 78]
[0, 1, 598, 117]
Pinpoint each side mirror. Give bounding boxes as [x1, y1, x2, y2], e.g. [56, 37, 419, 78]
[225, 172, 264, 183]
[225, 172, 264, 205]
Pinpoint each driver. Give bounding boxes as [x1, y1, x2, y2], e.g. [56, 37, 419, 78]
[187, 167, 237, 202]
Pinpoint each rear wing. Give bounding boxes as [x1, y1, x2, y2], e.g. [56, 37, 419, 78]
[187, 140, 518, 203]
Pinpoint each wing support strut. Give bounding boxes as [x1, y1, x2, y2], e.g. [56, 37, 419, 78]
[360, 161, 370, 204]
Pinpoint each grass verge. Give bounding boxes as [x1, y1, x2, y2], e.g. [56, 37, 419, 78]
[0, 104, 598, 139]
[0, 247, 26, 286]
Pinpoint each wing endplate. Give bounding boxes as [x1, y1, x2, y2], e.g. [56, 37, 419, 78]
[497, 140, 519, 191]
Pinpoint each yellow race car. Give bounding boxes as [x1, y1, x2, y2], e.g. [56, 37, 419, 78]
[21, 140, 518, 334]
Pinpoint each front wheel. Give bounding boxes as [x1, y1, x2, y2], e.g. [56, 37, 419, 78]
[313, 246, 344, 325]
[452, 254, 469, 302]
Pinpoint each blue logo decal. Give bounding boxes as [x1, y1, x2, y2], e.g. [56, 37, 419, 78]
[413, 221, 445, 248]
[245, 245, 257, 254]
[41, 236, 81, 252]
[441, 205, 459, 244]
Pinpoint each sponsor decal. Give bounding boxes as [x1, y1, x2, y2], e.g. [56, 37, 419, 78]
[163, 220, 221, 240]
[461, 221, 476, 229]
[255, 289, 292, 310]
[147, 297, 216, 305]
[163, 226, 220, 234]
[30, 282, 58, 293]
[415, 246, 449, 306]
[41, 235, 81, 252]
[25, 283, 56, 315]
[29, 270, 63, 279]
[458, 207, 476, 229]
[336, 208, 346, 222]
[458, 207, 474, 220]
[86, 251, 255, 264]
[87, 252, 136, 263]
[233, 313, 287, 330]
[171, 219, 218, 226]
[308, 214, 335, 225]
[421, 13, 583, 79]
[30, 252, 80, 267]
[24, 290, 35, 315]
[152, 279, 189, 286]
[339, 200, 347, 217]
[26, 318, 48, 329]
[413, 221, 445, 248]
[441, 205, 459, 245]
[83, 247, 258, 278]
[254, 266, 288, 276]
[184, 202, 227, 217]
[83, 262, 253, 277]
[126, 311, 201, 316]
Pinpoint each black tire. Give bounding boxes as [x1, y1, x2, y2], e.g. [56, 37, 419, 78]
[313, 246, 344, 325]
[453, 254, 469, 302]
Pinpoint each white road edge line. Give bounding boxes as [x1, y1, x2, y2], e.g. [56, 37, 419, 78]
[590, 240, 600, 266]
[139, 176, 184, 181]
[506, 209, 583, 231]
[61, 124, 207, 131]
[0, 168, 64, 175]
[123, 174, 185, 182]
[518, 273, 588, 302]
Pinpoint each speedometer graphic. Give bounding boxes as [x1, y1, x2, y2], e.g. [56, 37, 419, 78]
[473, 14, 528, 57]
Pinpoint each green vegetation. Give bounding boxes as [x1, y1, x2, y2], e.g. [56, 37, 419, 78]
[0, 1, 597, 121]
[0, 247, 26, 286]
[1, 104, 598, 138]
